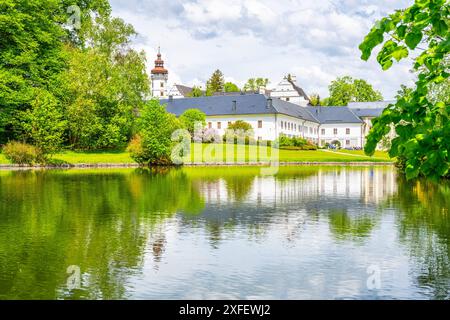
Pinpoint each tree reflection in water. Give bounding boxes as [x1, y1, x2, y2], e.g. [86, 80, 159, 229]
[0, 166, 448, 299]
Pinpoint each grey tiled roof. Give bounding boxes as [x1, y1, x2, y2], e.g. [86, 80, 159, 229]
[306, 106, 362, 124]
[351, 108, 384, 118]
[273, 97, 318, 122]
[161, 94, 319, 123]
[160, 94, 384, 124]
[287, 78, 310, 102]
[347, 101, 395, 109]
[174, 84, 195, 97]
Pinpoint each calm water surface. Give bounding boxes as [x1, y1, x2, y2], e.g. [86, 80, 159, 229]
[0, 166, 449, 299]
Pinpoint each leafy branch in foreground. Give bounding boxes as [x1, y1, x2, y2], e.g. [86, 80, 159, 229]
[360, 0, 449, 179]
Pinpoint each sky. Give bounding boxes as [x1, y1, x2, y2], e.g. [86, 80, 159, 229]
[109, 0, 415, 99]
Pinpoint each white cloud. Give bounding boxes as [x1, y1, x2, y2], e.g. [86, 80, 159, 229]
[110, 0, 415, 99]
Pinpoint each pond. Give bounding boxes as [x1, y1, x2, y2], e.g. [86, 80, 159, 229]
[0, 166, 449, 299]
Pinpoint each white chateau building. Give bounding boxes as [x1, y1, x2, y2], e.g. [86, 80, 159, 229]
[270, 74, 310, 107]
[150, 50, 389, 148]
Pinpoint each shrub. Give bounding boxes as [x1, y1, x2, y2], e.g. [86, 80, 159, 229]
[274, 135, 317, 150]
[202, 128, 221, 143]
[179, 109, 206, 136]
[21, 89, 66, 155]
[301, 144, 317, 150]
[228, 120, 253, 132]
[278, 146, 303, 150]
[223, 135, 256, 145]
[2, 141, 42, 165]
[127, 135, 147, 164]
[130, 100, 182, 165]
[223, 121, 255, 144]
[277, 135, 294, 147]
[331, 140, 341, 149]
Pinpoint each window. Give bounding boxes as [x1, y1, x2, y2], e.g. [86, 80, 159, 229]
[346, 140, 350, 146]
[294, 124, 297, 131]
[217, 122, 221, 129]
[258, 136, 262, 141]
[208, 122, 212, 129]
[258, 120, 263, 128]
[309, 127, 313, 134]
[281, 121, 284, 129]
[160, 91, 164, 96]
[160, 82, 164, 88]
[228, 121, 232, 127]
[333, 128, 338, 135]
[346, 128, 350, 135]
[321, 128, 325, 135]
[286, 97, 290, 102]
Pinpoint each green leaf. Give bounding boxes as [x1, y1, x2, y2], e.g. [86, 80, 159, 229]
[391, 46, 409, 61]
[396, 25, 407, 38]
[405, 31, 423, 49]
[405, 162, 420, 180]
[433, 19, 448, 37]
[415, 0, 430, 8]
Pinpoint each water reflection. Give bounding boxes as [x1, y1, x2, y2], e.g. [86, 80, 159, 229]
[0, 166, 448, 299]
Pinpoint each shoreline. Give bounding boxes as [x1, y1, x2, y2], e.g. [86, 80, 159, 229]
[0, 161, 394, 170]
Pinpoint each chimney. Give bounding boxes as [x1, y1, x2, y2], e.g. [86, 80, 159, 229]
[232, 100, 237, 111]
[169, 95, 173, 101]
[266, 97, 273, 109]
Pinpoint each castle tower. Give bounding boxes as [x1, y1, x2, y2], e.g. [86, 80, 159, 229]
[151, 47, 168, 99]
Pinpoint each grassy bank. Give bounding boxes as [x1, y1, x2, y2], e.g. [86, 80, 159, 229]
[0, 144, 393, 165]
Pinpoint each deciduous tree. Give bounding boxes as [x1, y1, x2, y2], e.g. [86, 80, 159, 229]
[326, 76, 383, 106]
[360, 0, 449, 179]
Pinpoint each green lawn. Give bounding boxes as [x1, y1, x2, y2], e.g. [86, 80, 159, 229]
[0, 144, 393, 165]
[329, 149, 392, 160]
[52, 150, 135, 164]
[185, 144, 391, 163]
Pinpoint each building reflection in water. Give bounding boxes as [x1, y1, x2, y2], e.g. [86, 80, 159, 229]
[195, 166, 396, 208]
[169, 166, 398, 249]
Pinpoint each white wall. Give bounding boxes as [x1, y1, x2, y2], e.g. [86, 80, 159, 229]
[204, 113, 323, 143]
[205, 114, 277, 141]
[167, 85, 184, 99]
[318, 123, 363, 148]
[151, 73, 168, 99]
[204, 114, 365, 148]
[270, 76, 309, 107]
[276, 114, 320, 144]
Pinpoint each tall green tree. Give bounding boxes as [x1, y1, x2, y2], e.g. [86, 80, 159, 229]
[59, 15, 150, 150]
[129, 100, 182, 165]
[326, 76, 383, 106]
[224, 82, 240, 92]
[21, 89, 67, 155]
[360, 0, 449, 179]
[188, 86, 204, 97]
[179, 109, 206, 136]
[0, 0, 113, 144]
[206, 69, 225, 95]
[309, 94, 322, 106]
[243, 78, 269, 91]
[0, 0, 65, 143]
